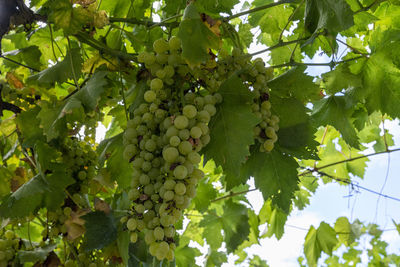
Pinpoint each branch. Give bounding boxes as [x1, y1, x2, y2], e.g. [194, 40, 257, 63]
[225, 0, 295, 21]
[299, 147, 400, 177]
[0, 101, 22, 114]
[354, 0, 387, 14]
[249, 36, 311, 57]
[270, 55, 366, 69]
[109, 17, 180, 29]
[0, 55, 40, 72]
[74, 31, 137, 62]
[211, 188, 257, 202]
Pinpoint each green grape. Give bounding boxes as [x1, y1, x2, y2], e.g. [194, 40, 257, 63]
[135, 204, 146, 214]
[194, 97, 204, 108]
[156, 69, 167, 79]
[150, 78, 163, 91]
[166, 126, 179, 138]
[163, 190, 175, 201]
[4, 231, 14, 240]
[173, 165, 187, 179]
[169, 136, 181, 147]
[144, 90, 157, 103]
[169, 36, 181, 50]
[64, 259, 76, 267]
[179, 129, 190, 140]
[166, 249, 174, 262]
[183, 105, 197, 119]
[163, 147, 179, 163]
[144, 200, 153, 210]
[153, 226, 165, 240]
[164, 179, 176, 190]
[261, 101, 271, 110]
[144, 184, 155, 195]
[174, 182, 186, 195]
[144, 52, 156, 66]
[263, 139, 274, 152]
[128, 188, 140, 201]
[153, 38, 170, 54]
[265, 127, 276, 139]
[164, 65, 175, 78]
[145, 230, 156, 244]
[178, 141, 192, 155]
[190, 126, 202, 139]
[77, 170, 87, 180]
[137, 220, 146, 231]
[127, 218, 138, 231]
[164, 226, 175, 238]
[197, 110, 211, 123]
[130, 232, 138, 243]
[174, 115, 189, 129]
[156, 53, 169, 64]
[145, 139, 157, 152]
[187, 151, 201, 165]
[149, 242, 159, 256]
[203, 104, 216, 116]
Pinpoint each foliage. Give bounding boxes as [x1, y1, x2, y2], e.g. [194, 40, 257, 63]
[0, 0, 399, 266]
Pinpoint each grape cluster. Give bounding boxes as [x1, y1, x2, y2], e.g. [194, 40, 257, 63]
[214, 49, 280, 152]
[62, 138, 97, 194]
[122, 37, 221, 261]
[0, 230, 19, 266]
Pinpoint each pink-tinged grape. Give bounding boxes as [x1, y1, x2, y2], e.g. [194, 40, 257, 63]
[174, 115, 189, 129]
[144, 90, 157, 103]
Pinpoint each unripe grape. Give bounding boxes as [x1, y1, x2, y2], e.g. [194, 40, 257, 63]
[137, 220, 146, 231]
[144, 90, 157, 103]
[164, 226, 175, 238]
[127, 218, 138, 231]
[197, 110, 211, 123]
[187, 151, 201, 165]
[178, 141, 192, 155]
[156, 53, 169, 64]
[145, 230, 156, 244]
[204, 94, 216, 105]
[139, 174, 150, 185]
[169, 36, 181, 50]
[190, 126, 202, 139]
[169, 135, 181, 147]
[144, 53, 156, 66]
[153, 38, 170, 54]
[149, 242, 159, 256]
[166, 126, 179, 138]
[134, 204, 146, 214]
[213, 93, 223, 103]
[174, 182, 186, 195]
[150, 78, 163, 91]
[179, 129, 190, 140]
[153, 226, 165, 240]
[4, 231, 14, 240]
[183, 105, 197, 119]
[203, 104, 216, 116]
[173, 165, 188, 179]
[263, 139, 274, 152]
[174, 115, 189, 129]
[164, 65, 175, 77]
[163, 190, 175, 201]
[163, 147, 179, 163]
[130, 232, 138, 243]
[164, 179, 176, 190]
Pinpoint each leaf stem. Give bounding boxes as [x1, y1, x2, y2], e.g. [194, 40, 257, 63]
[225, 0, 295, 21]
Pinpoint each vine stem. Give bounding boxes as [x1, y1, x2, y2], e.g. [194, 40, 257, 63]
[270, 55, 366, 69]
[299, 147, 400, 177]
[225, 0, 295, 21]
[211, 188, 257, 202]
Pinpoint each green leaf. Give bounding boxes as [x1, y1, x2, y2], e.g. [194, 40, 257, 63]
[268, 66, 321, 103]
[322, 63, 362, 94]
[271, 96, 318, 159]
[49, 0, 90, 34]
[200, 214, 223, 250]
[221, 200, 250, 253]
[304, 0, 354, 34]
[304, 222, 338, 267]
[29, 48, 82, 85]
[195, 0, 239, 15]
[312, 96, 360, 148]
[204, 75, 260, 188]
[175, 239, 201, 267]
[82, 211, 118, 251]
[192, 179, 217, 212]
[117, 231, 130, 265]
[72, 71, 108, 111]
[18, 244, 57, 263]
[264, 207, 287, 240]
[241, 148, 299, 212]
[178, 3, 220, 66]
[334, 217, 355, 245]
[15, 107, 44, 147]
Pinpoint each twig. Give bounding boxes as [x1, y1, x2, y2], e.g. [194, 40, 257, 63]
[336, 38, 369, 56]
[249, 36, 312, 57]
[0, 55, 40, 72]
[225, 0, 295, 21]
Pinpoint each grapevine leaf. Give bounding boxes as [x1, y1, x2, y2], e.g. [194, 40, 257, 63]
[15, 107, 44, 147]
[178, 3, 220, 67]
[271, 96, 318, 159]
[304, 222, 338, 267]
[268, 66, 321, 102]
[18, 244, 57, 263]
[82, 211, 118, 251]
[175, 238, 201, 267]
[29, 48, 82, 85]
[200, 214, 223, 250]
[195, 0, 239, 15]
[49, 0, 90, 34]
[304, 0, 354, 34]
[192, 179, 217, 213]
[322, 63, 362, 94]
[334, 216, 355, 245]
[312, 96, 360, 148]
[221, 200, 250, 253]
[204, 75, 260, 187]
[241, 147, 299, 212]
[206, 251, 228, 267]
[117, 231, 130, 265]
[72, 71, 108, 111]
[263, 207, 287, 240]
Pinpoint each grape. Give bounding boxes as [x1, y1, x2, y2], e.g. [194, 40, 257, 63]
[179, 129, 190, 140]
[187, 151, 201, 165]
[145, 230, 156, 244]
[163, 147, 179, 163]
[203, 104, 216, 116]
[169, 135, 181, 147]
[150, 78, 163, 91]
[135, 204, 146, 214]
[127, 218, 138, 231]
[144, 90, 157, 103]
[169, 36, 181, 50]
[164, 179, 176, 190]
[174, 182, 186, 195]
[163, 190, 175, 201]
[263, 139, 274, 152]
[197, 110, 211, 123]
[173, 165, 187, 179]
[144, 53, 156, 66]
[4, 230, 14, 240]
[153, 226, 165, 240]
[153, 38, 170, 54]
[183, 105, 197, 119]
[149, 242, 159, 256]
[174, 115, 189, 129]
[178, 141, 192, 155]
[166, 126, 179, 138]
[190, 126, 202, 139]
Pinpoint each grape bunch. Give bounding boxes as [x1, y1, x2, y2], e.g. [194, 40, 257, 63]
[122, 37, 221, 261]
[214, 48, 280, 152]
[0, 230, 20, 267]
